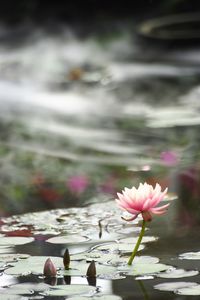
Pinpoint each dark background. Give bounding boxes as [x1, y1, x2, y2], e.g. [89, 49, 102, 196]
[1, 0, 200, 25]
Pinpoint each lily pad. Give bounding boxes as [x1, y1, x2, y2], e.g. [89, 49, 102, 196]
[60, 262, 116, 278]
[176, 284, 200, 295]
[4, 256, 63, 276]
[0, 246, 13, 254]
[179, 251, 200, 260]
[0, 261, 6, 270]
[118, 263, 170, 276]
[42, 284, 96, 297]
[119, 236, 158, 244]
[6, 283, 50, 292]
[0, 286, 33, 295]
[70, 295, 122, 300]
[108, 255, 159, 266]
[0, 295, 22, 300]
[157, 267, 198, 279]
[71, 251, 119, 264]
[46, 234, 90, 244]
[0, 253, 30, 263]
[71, 250, 159, 266]
[0, 237, 34, 246]
[94, 242, 145, 254]
[154, 281, 198, 292]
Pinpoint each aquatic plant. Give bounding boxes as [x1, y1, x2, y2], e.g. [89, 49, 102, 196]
[43, 258, 57, 277]
[116, 182, 169, 265]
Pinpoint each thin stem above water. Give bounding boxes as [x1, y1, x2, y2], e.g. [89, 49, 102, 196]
[128, 219, 146, 265]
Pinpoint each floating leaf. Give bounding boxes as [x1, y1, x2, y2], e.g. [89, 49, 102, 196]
[176, 284, 200, 295]
[7, 282, 50, 292]
[108, 255, 159, 266]
[46, 235, 89, 244]
[0, 237, 34, 246]
[0, 295, 22, 300]
[94, 242, 145, 254]
[0, 261, 6, 270]
[5, 256, 63, 276]
[154, 281, 198, 292]
[42, 284, 96, 297]
[71, 249, 159, 266]
[119, 236, 157, 244]
[70, 295, 122, 300]
[60, 262, 116, 278]
[179, 251, 200, 260]
[0, 253, 29, 263]
[0, 246, 13, 254]
[118, 263, 170, 276]
[157, 267, 198, 279]
[0, 286, 33, 295]
[1, 282, 50, 297]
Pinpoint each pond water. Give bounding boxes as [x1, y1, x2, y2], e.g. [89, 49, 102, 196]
[1, 20, 200, 299]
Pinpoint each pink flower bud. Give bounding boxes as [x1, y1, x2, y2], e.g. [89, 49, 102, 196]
[43, 258, 57, 277]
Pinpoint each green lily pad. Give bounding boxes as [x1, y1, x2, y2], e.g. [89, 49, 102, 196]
[4, 256, 63, 276]
[0, 253, 30, 263]
[119, 236, 157, 244]
[0, 286, 33, 295]
[60, 262, 116, 278]
[71, 251, 159, 266]
[118, 263, 170, 276]
[70, 295, 122, 300]
[0, 246, 13, 254]
[176, 284, 200, 295]
[6, 283, 50, 292]
[157, 267, 198, 278]
[0, 261, 6, 269]
[71, 251, 119, 264]
[0, 295, 22, 300]
[46, 234, 90, 244]
[109, 255, 159, 266]
[0, 237, 34, 246]
[154, 281, 198, 292]
[42, 284, 96, 297]
[179, 251, 200, 260]
[94, 242, 145, 253]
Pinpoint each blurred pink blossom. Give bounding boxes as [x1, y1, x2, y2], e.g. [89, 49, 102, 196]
[116, 182, 169, 222]
[67, 175, 89, 194]
[160, 151, 179, 166]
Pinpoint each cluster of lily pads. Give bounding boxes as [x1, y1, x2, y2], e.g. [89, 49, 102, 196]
[0, 200, 200, 298]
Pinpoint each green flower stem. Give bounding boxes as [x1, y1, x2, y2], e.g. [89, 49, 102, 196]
[128, 220, 146, 265]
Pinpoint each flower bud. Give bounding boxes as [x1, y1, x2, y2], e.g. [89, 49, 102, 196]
[63, 248, 70, 270]
[43, 258, 57, 277]
[86, 260, 96, 278]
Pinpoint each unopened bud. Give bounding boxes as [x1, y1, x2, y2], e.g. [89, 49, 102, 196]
[43, 258, 57, 277]
[63, 248, 70, 270]
[86, 260, 96, 277]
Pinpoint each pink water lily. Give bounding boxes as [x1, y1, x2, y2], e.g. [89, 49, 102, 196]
[116, 182, 169, 222]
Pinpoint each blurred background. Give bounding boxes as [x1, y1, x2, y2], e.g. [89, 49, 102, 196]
[0, 0, 200, 226]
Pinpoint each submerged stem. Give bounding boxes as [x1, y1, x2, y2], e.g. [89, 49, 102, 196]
[128, 220, 146, 265]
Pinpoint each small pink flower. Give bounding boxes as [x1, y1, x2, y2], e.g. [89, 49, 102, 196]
[160, 151, 178, 166]
[67, 175, 89, 194]
[116, 182, 169, 222]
